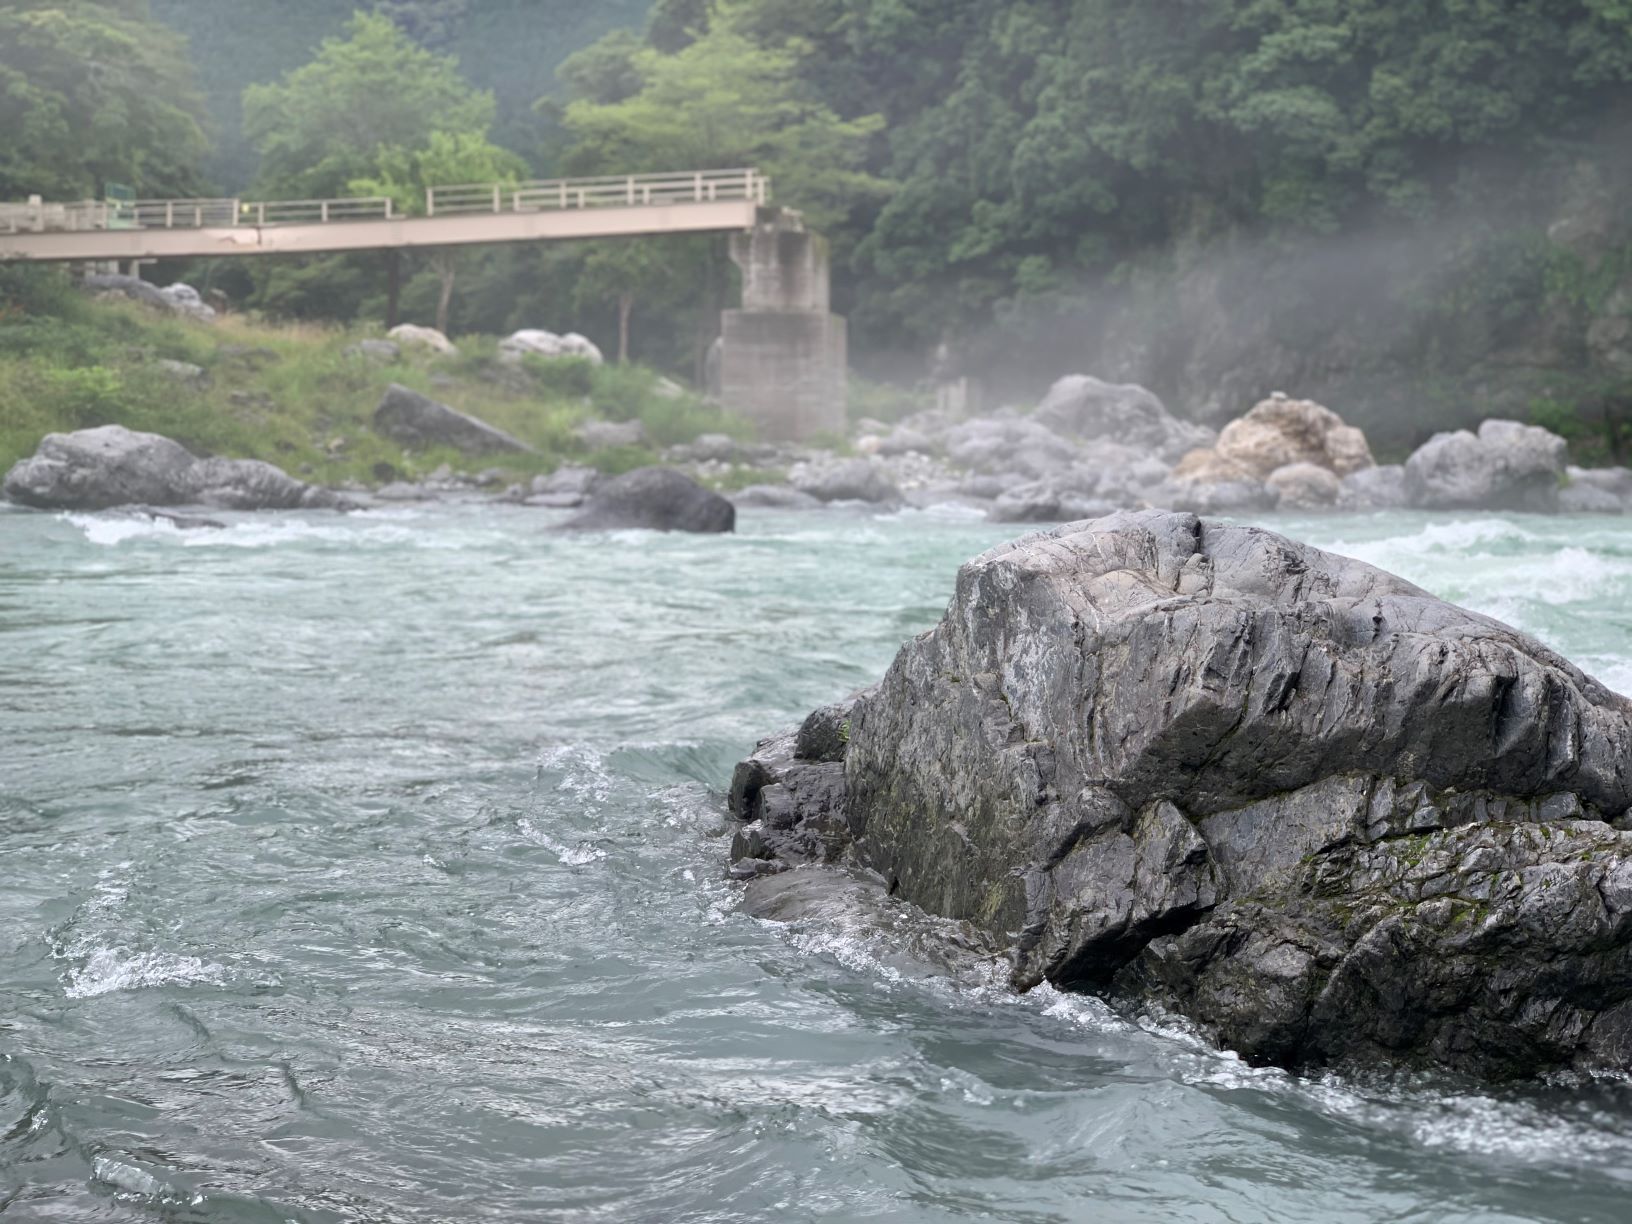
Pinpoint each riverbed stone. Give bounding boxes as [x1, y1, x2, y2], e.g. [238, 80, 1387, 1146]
[2, 425, 342, 511]
[729, 509, 1632, 1078]
[561, 466, 734, 533]
[791, 458, 900, 504]
[387, 324, 458, 355]
[1404, 419, 1567, 512]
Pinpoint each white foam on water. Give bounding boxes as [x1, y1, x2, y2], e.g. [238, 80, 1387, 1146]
[64, 513, 181, 547]
[516, 819, 607, 866]
[90, 1156, 203, 1207]
[65, 946, 229, 999]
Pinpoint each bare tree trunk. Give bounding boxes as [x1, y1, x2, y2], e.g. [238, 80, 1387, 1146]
[617, 293, 633, 363]
[433, 251, 456, 335]
[385, 249, 401, 329]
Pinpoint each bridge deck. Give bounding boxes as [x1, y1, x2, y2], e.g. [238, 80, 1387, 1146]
[0, 170, 767, 264]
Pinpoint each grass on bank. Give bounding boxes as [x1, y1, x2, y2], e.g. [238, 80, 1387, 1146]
[0, 271, 754, 488]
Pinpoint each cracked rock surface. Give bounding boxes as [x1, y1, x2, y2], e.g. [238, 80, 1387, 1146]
[728, 509, 1632, 1077]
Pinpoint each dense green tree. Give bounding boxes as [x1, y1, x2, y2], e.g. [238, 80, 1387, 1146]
[242, 12, 496, 200]
[0, 0, 209, 201]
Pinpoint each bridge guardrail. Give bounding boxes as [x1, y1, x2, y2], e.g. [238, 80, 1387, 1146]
[426, 169, 769, 217]
[0, 169, 765, 238]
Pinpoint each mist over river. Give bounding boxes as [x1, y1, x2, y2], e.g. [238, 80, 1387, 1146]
[5, 502, 1632, 1223]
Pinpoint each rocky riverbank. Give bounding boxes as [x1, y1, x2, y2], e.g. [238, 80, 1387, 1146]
[729, 510, 1632, 1079]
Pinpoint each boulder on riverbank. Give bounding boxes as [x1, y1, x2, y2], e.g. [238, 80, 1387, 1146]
[498, 329, 604, 366]
[2, 425, 344, 511]
[387, 324, 458, 355]
[1034, 375, 1214, 462]
[373, 384, 535, 456]
[729, 510, 1632, 1078]
[561, 467, 734, 533]
[1404, 419, 1567, 512]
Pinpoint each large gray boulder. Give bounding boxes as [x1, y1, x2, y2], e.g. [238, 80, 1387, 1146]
[373, 384, 534, 456]
[1404, 419, 1567, 512]
[561, 467, 734, 533]
[730, 510, 1632, 1078]
[2, 425, 342, 511]
[1034, 375, 1215, 462]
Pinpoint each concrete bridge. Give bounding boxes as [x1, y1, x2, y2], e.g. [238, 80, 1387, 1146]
[0, 170, 845, 440]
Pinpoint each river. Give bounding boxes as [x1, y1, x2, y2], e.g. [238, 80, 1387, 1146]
[3, 503, 1631, 1222]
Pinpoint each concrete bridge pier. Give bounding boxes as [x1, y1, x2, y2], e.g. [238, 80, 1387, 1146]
[718, 210, 847, 441]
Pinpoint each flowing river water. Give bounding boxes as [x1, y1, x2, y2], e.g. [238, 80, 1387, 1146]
[4, 502, 1632, 1223]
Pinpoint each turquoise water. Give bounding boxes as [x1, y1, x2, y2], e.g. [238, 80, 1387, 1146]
[3, 502, 1632, 1223]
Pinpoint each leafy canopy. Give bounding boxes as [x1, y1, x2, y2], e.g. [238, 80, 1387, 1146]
[0, 0, 208, 200]
[559, 1, 887, 231]
[242, 11, 496, 199]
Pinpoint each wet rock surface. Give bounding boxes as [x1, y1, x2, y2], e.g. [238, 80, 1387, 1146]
[561, 466, 734, 533]
[2, 426, 344, 512]
[729, 509, 1632, 1078]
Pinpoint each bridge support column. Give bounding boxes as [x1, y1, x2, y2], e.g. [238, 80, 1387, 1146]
[718, 210, 847, 441]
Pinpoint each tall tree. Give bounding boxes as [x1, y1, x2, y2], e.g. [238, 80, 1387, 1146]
[242, 11, 496, 200]
[0, 0, 209, 201]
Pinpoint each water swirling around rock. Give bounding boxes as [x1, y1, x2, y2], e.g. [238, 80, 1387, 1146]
[3, 501, 1632, 1222]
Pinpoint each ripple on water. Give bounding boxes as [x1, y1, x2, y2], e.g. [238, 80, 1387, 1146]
[4, 505, 1632, 1222]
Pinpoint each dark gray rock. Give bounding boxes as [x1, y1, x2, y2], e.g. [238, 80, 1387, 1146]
[561, 466, 734, 533]
[1404, 419, 1567, 512]
[988, 478, 1119, 524]
[2, 426, 343, 511]
[729, 510, 1632, 1078]
[373, 384, 534, 456]
[189, 457, 343, 510]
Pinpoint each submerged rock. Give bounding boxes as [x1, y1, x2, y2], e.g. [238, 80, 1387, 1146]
[729, 510, 1632, 1078]
[561, 467, 734, 533]
[373, 384, 534, 456]
[1404, 419, 1567, 512]
[2, 425, 342, 511]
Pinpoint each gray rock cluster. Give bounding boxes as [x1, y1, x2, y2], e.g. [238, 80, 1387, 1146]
[730, 510, 1632, 1078]
[84, 274, 214, 321]
[498, 329, 604, 366]
[3, 425, 344, 511]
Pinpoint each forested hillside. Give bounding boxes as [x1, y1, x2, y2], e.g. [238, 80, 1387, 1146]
[149, 0, 650, 188]
[11, 0, 1632, 455]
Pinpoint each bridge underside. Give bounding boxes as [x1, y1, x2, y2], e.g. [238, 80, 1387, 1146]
[0, 199, 760, 264]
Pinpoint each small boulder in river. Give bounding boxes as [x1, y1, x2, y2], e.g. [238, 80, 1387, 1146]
[561, 467, 734, 533]
[2, 425, 342, 511]
[730, 510, 1632, 1079]
[1404, 419, 1566, 512]
[373, 384, 534, 456]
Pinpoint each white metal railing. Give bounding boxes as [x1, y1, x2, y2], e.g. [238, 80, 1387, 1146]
[0, 169, 766, 236]
[426, 169, 770, 217]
